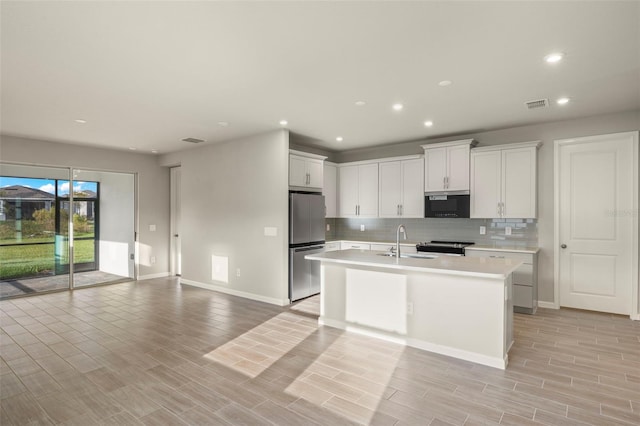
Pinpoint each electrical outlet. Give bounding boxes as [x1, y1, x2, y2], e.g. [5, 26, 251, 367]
[149, 224, 156, 232]
[150, 256, 156, 264]
[236, 268, 241, 277]
[406, 302, 414, 316]
[360, 224, 365, 232]
[479, 226, 486, 235]
[505, 226, 512, 236]
[326, 223, 330, 231]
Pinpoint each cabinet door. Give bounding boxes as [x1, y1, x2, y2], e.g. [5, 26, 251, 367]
[502, 147, 536, 218]
[378, 161, 402, 217]
[470, 150, 501, 218]
[289, 155, 307, 187]
[401, 159, 424, 217]
[447, 144, 471, 191]
[307, 159, 324, 189]
[357, 163, 379, 217]
[424, 147, 446, 192]
[338, 165, 359, 217]
[323, 164, 337, 217]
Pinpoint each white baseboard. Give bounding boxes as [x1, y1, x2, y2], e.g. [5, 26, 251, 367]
[137, 272, 170, 280]
[538, 301, 559, 309]
[631, 313, 640, 321]
[180, 279, 289, 306]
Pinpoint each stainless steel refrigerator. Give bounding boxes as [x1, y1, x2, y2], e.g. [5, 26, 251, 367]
[289, 192, 325, 302]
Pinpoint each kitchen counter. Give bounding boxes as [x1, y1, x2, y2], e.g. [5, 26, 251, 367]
[307, 249, 522, 279]
[307, 249, 516, 369]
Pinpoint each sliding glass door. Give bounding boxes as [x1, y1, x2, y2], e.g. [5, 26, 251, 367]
[72, 169, 135, 288]
[0, 164, 70, 298]
[0, 163, 136, 298]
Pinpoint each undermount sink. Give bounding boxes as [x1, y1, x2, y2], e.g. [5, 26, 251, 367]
[376, 252, 438, 259]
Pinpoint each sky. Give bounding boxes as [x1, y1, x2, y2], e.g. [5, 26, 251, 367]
[0, 177, 97, 195]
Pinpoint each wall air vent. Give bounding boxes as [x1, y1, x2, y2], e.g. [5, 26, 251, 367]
[525, 99, 549, 109]
[182, 137, 205, 144]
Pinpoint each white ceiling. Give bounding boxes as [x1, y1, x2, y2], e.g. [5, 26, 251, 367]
[1, 1, 639, 154]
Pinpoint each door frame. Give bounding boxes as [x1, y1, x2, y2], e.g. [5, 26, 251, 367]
[554, 131, 639, 319]
[170, 166, 181, 276]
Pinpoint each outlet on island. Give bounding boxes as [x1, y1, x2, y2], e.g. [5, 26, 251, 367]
[360, 224, 365, 232]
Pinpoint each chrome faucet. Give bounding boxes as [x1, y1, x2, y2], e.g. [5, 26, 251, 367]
[396, 224, 408, 259]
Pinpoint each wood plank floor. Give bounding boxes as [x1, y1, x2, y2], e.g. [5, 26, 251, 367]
[1, 277, 638, 425]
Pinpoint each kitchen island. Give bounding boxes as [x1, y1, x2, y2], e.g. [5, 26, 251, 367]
[305, 249, 522, 369]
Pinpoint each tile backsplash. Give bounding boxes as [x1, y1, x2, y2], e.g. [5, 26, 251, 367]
[326, 217, 537, 247]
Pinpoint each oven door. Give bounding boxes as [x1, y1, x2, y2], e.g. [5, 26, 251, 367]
[425, 194, 470, 218]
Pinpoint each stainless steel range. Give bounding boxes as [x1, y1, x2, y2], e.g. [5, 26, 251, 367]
[416, 240, 475, 256]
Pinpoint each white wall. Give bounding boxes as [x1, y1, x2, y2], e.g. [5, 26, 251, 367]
[0, 135, 170, 279]
[159, 130, 290, 305]
[335, 110, 640, 307]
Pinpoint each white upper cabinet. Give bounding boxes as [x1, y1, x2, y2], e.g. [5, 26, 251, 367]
[422, 139, 477, 193]
[379, 158, 424, 218]
[323, 162, 337, 218]
[470, 141, 541, 219]
[289, 150, 327, 190]
[338, 163, 378, 218]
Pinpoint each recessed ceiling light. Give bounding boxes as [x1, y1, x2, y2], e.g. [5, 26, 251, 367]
[355, 101, 366, 106]
[438, 80, 452, 87]
[556, 97, 570, 105]
[128, 147, 137, 151]
[545, 52, 564, 63]
[151, 149, 158, 154]
[217, 121, 229, 127]
[392, 103, 404, 111]
[279, 120, 288, 126]
[74, 119, 87, 124]
[336, 136, 343, 142]
[424, 121, 434, 127]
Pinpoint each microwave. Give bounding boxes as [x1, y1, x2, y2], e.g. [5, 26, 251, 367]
[425, 194, 470, 218]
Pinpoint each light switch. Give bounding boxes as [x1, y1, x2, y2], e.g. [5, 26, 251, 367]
[264, 227, 277, 237]
[360, 224, 365, 232]
[479, 226, 486, 235]
[149, 224, 156, 232]
[505, 226, 512, 236]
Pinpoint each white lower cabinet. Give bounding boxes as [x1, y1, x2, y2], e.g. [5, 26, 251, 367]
[340, 242, 371, 250]
[465, 249, 538, 314]
[325, 241, 340, 252]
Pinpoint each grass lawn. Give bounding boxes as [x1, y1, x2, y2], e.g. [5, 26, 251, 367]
[0, 240, 95, 280]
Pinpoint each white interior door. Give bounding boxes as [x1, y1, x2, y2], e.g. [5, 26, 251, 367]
[170, 166, 182, 276]
[556, 132, 638, 315]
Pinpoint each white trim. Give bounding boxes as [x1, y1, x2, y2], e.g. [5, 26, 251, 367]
[137, 272, 170, 281]
[180, 278, 289, 306]
[336, 154, 422, 167]
[538, 301, 559, 310]
[554, 131, 639, 319]
[471, 140, 541, 153]
[319, 316, 507, 370]
[420, 139, 478, 150]
[289, 149, 327, 161]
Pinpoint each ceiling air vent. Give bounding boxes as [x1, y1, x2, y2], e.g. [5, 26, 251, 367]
[525, 99, 549, 109]
[182, 137, 205, 144]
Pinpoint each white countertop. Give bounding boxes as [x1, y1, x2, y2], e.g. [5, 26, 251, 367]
[306, 249, 522, 279]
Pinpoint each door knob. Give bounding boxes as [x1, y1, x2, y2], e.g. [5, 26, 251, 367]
[561, 244, 567, 249]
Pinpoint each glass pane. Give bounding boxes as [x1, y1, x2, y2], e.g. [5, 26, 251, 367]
[72, 169, 134, 288]
[0, 164, 70, 299]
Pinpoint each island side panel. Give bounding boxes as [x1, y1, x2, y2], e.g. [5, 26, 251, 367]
[407, 271, 510, 368]
[319, 262, 512, 369]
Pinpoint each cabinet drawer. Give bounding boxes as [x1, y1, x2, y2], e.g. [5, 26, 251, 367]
[325, 242, 340, 252]
[340, 242, 371, 250]
[370, 243, 394, 252]
[513, 284, 534, 308]
[466, 249, 532, 264]
[513, 263, 533, 286]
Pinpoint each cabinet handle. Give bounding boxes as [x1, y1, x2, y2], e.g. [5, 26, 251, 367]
[445, 176, 449, 189]
[355, 205, 358, 216]
[497, 203, 501, 216]
[443, 176, 447, 189]
[501, 202, 505, 217]
[401, 204, 403, 215]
